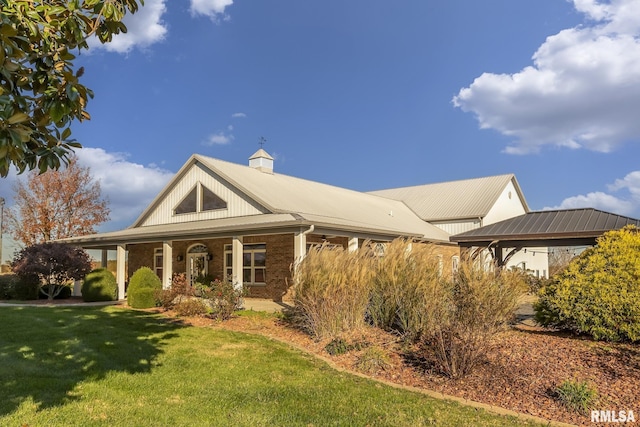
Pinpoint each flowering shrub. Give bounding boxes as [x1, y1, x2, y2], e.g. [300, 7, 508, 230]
[197, 278, 246, 321]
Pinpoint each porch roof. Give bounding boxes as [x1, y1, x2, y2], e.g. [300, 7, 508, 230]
[61, 211, 450, 249]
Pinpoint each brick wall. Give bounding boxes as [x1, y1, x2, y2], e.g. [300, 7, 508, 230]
[126, 236, 461, 302]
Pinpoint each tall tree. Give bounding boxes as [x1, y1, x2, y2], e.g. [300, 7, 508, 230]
[0, 0, 142, 177]
[6, 158, 110, 245]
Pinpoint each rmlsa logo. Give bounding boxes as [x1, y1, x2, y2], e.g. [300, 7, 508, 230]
[591, 410, 636, 423]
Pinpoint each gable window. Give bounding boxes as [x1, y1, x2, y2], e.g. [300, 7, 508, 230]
[224, 244, 266, 286]
[202, 186, 227, 211]
[174, 183, 227, 215]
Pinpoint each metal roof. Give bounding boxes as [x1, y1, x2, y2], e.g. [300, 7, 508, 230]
[369, 174, 529, 221]
[450, 208, 640, 247]
[66, 153, 453, 247]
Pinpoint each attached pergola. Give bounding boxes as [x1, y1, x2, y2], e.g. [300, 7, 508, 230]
[450, 208, 640, 268]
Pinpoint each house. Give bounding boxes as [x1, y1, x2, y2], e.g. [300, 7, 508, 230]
[370, 175, 549, 278]
[62, 149, 462, 301]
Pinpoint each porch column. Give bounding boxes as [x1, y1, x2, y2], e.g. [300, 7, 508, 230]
[231, 236, 244, 291]
[116, 244, 126, 301]
[101, 250, 108, 268]
[348, 237, 359, 253]
[162, 241, 173, 290]
[293, 230, 308, 269]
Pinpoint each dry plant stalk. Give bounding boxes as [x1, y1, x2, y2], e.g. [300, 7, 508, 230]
[292, 244, 374, 339]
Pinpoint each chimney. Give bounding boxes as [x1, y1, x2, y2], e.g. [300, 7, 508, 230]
[249, 149, 274, 173]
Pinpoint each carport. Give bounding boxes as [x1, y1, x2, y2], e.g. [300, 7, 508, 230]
[450, 208, 640, 268]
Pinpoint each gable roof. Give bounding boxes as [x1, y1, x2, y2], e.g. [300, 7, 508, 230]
[369, 174, 529, 222]
[450, 208, 640, 247]
[131, 154, 451, 243]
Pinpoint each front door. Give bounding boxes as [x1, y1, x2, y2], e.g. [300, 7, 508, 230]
[186, 252, 208, 286]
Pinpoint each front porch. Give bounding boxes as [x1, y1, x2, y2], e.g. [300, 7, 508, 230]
[76, 230, 361, 302]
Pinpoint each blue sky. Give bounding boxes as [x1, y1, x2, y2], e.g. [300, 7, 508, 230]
[3, 0, 640, 258]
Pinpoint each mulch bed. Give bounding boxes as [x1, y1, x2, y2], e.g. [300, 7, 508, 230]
[176, 312, 639, 427]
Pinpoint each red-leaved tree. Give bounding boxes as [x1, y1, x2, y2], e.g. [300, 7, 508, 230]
[12, 242, 92, 300]
[5, 157, 110, 246]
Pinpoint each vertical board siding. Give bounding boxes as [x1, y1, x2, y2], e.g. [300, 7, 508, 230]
[433, 220, 480, 235]
[141, 165, 265, 226]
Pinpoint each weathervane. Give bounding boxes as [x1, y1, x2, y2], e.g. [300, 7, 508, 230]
[258, 136, 266, 149]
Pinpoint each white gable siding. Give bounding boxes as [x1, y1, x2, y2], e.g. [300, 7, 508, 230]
[432, 219, 481, 235]
[483, 180, 527, 226]
[140, 164, 265, 226]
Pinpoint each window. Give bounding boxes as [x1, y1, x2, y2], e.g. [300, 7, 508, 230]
[224, 243, 266, 285]
[174, 187, 198, 214]
[154, 248, 163, 279]
[202, 186, 227, 211]
[174, 183, 227, 215]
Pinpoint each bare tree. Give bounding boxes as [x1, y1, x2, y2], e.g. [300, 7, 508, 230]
[6, 158, 110, 246]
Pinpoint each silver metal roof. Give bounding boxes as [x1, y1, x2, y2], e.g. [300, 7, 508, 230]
[369, 174, 529, 221]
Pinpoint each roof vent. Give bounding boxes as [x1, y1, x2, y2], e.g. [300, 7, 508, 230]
[249, 149, 274, 173]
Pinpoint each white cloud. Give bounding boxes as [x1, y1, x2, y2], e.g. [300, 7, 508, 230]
[90, 0, 168, 53]
[74, 148, 174, 226]
[453, 0, 640, 154]
[190, 0, 233, 21]
[545, 169, 640, 217]
[204, 132, 234, 145]
[231, 112, 247, 118]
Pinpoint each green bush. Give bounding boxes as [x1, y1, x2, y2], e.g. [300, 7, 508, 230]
[555, 379, 598, 414]
[13, 274, 40, 300]
[127, 267, 162, 309]
[535, 225, 640, 342]
[82, 268, 118, 302]
[0, 274, 18, 299]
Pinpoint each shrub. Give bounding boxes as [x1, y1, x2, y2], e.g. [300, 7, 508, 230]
[156, 273, 193, 309]
[324, 338, 351, 355]
[127, 267, 162, 309]
[535, 225, 640, 342]
[369, 239, 443, 341]
[198, 278, 245, 321]
[13, 274, 40, 300]
[292, 244, 374, 339]
[355, 346, 391, 374]
[174, 298, 209, 317]
[423, 261, 527, 378]
[82, 268, 118, 302]
[11, 242, 92, 300]
[555, 379, 598, 414]
[0, 274, 18, 299]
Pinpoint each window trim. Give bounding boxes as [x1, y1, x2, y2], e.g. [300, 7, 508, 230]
[173, 182, 228, 216]
[153, 247, 163, 279]
[224, 243, 266, 286]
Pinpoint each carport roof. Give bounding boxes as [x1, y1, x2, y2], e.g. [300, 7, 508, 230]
[450, 208, 640, 247]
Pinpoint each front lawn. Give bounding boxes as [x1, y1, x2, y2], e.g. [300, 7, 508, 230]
[0, 306, 541, 426]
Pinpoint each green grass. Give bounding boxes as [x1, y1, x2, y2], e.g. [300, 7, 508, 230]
[0, 307, 542, 426]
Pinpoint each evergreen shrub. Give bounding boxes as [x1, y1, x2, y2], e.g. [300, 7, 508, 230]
[82, 268, 118, 302]
[535, 225, 640, 342]
[127, 267, 162, 308]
